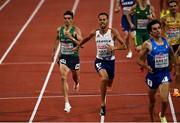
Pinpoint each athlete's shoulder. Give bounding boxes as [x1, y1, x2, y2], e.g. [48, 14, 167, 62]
[110, 28, 118, 33]
[73, 25, 81, 31]
[57, 26, 63, 31]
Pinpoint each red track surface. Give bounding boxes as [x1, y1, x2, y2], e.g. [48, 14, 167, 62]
[0, 0, 179, 122]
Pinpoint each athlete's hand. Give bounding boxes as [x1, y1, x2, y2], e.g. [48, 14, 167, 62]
[114, 6, 120, 13]
[64, 31, 73, 39]
[106, 44, 114, 52]
[147, 14, 153, 20]
[130, 23, 135, 30]
[146, 65, 153, 73]
[72, 46, 79, 51]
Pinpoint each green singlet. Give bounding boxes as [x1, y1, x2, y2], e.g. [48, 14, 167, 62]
[59, 26, 79, 57]
[134, 4, 150, 46]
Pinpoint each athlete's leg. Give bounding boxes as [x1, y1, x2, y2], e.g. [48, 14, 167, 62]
[130, 31, 136, 47]
[98, 69, 109, 116]
[159, 83, 169, 117]
[125, 31, 133, 58]
[174, 55, 180, 97]
[148, 89, 157, 122]
[124, 31, 130, 51]
[59, 63, 70, 103]
[98, 69, 109, 107]
[71, 69, 80, 91]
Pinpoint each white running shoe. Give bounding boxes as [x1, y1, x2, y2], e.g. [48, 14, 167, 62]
[126, 51, 132, 58]
[159, 112, 167, 123]
[64, 102, 71, 113]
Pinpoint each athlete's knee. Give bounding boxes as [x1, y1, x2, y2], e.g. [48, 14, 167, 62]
[161, 96, 168, 102]
[101, 77, 109, 83]
[61, 75, 67, 82]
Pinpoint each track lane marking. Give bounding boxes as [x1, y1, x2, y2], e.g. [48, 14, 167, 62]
[29, 0, 80, 122]
[0, 92, 148, 100]
[0, 60, 136, 65]
[0, 0, 45, 64]
[0, 0, 10, 11]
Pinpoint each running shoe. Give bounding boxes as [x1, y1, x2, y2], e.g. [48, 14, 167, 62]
[126, 51, 132, 58]
[159, 112, 167, 123]
[64, 102, 71, 113]
[100, 106, 106, 116]
[173, 88, 180, 97]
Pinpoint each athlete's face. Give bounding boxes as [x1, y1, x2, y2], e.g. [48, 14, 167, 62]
[168, 2, 178, 14]
[139, 0, 147, 5]
[98, 15, 108, 29]
[64, 15, 73, 26]
[150, 23, 162, 38]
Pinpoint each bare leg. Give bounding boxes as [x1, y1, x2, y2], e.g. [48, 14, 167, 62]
[149, 89, 157, 122]
[125, 31, 132, 58]
[98, 69, 109, 116]
[99, 69, 109, 107]
[60, 64, 70, 103]
[159, 83, 169, 117]
[71, 69, 80, 91]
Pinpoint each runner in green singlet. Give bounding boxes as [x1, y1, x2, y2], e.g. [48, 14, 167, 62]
[52, 10, 83, 113]
[127, 0, 156, 51]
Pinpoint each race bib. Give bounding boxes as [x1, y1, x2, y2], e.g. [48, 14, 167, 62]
[155, 53, 169, 68]
[137, 19, 149, 29]
[61, 42, 74, 55]
[123, 7, 131, 15]
[97, 49, 112, 58]
[166, 28, 180, 45]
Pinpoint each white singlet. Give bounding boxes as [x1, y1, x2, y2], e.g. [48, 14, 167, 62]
[95, 29, 115, 60]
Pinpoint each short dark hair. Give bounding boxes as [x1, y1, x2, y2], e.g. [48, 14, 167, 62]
[64, 10, 74, 19]
[98, 12, 109, 19]
[147, 19, 161, 33]
[168, 0, 177, 4]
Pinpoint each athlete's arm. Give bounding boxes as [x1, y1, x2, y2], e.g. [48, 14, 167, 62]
[78, 30, 95, 47]
[72, 30, 95, 51]
[114, 0, 120, 13]
[160, 16, 167, 37]
[75, 26, 83, 41]
[137, 41, 153, 72]
[149, 6, 156, 19]
[110, 28, 127, 51]
[64, 26, 83, 45]
[169, 45, 177, 65]
[52, 27, 61, 61]
[127, 4, 136, 29]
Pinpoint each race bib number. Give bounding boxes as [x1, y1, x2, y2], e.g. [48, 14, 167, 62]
[137, 19, 149, 29]
[123, 7, 131, 15]
[61, 42, 74, 55]
[97, 49, 112, 59]
[155, 54, 169, 68]
[166, 29, 180, 45]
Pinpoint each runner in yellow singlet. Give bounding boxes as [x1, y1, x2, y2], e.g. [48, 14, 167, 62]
[161, 0, 180, 97]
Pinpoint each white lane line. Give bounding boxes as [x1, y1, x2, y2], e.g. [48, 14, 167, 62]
[168, 93, 177, 123]
[108, 0, 114, 28]
[0, 0, 10, 11]
[29, 0, 80, 122]
[0, 93, 148, 100]
[0, 60, 135, 65]
[100, 1, 115, 122]
[0, 0, 45, 64]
